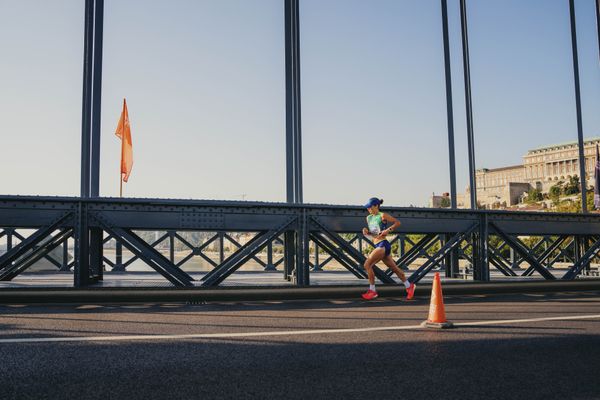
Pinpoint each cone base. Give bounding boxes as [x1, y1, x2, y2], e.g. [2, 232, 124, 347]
[421, 320, 454, 329]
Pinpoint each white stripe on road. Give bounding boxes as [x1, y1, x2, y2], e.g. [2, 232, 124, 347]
[1, 314, 600, 344]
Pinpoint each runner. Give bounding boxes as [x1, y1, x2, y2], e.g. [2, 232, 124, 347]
[361, 197, 416, 300]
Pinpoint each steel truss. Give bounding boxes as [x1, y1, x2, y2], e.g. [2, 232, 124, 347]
[2, 196, 600, 287]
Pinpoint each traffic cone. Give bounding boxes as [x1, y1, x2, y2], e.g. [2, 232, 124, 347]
[421, 272, 453, 329]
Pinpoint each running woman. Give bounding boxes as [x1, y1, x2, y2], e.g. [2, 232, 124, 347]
[361, 197, 415, 300]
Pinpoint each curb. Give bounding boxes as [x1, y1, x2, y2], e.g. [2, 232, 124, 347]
[1, 280, 600, 304]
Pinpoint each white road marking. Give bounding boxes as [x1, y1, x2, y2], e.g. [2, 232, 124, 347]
[1, 314, 599, 344]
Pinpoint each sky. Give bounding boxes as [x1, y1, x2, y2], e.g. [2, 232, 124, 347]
[0, 0, 599, 207]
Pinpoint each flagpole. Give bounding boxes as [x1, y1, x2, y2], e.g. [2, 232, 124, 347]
[119, 98, 125, 198]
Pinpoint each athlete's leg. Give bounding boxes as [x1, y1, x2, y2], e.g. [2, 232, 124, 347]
[382, 254, 416, 299]
[364, 247, 386, 285]
[382, 255, 407, 282]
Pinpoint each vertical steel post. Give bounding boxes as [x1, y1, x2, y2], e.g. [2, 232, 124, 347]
[6, 229, 12, 252]
[284, 0, 296, 283]
[293, 0, 303, 203]
[476, 214, 490, 281]
[398, 235, 404, 258]
[441, 0, 457, 209]
[219, 232, 225, 264]
[295, 210, 309, 285]
[510, 247, 517, 269]
[284, 0, 306, 284]
[90, 0, 104, 197]
[313, 242, 320, 271]
[61, 238, 70, 271]
[284, 233, 295, 281]
[74, 201, 90, 287]
[76, 0, 95, 287]
[285, 0, 295, 204]
[569, 0, 588, 213]
[115, 241, 123, 271]
[89, 0, 105, 282]
[574, 236, 582, 269]
[89, 229, 103, 282]
[265, 240, 276, 271]
[80, 0, 94, 199]
[444, 233, 452, 277]
[169, 231, 175, 263]
[460, 0, 478, 209]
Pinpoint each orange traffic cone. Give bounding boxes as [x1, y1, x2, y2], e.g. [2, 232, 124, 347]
[421, 272, 454, 329]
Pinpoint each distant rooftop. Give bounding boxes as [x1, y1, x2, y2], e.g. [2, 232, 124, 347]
[477, 164, 523, 173]
[528, 136, 600, 152]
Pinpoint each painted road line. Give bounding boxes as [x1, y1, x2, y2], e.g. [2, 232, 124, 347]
[1, 314, 600, 344]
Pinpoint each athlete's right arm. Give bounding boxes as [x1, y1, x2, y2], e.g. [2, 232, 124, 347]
[362, 217, 369, 236]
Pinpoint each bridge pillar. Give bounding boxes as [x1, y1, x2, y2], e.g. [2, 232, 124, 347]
[284, 231, 295, 282]
[473, 214, 490, 281]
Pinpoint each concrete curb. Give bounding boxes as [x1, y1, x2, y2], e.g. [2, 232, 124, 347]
[1, 280, 600, 304]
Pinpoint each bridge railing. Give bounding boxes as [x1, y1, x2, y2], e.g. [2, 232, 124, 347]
[1, 195, 600, 288]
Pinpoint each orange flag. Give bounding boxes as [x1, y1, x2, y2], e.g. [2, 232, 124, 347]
[115, 99, 133, 183]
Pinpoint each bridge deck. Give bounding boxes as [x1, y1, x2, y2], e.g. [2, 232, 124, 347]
[1, 291, 599, 399]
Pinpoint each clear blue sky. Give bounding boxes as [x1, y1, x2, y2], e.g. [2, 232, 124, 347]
[0, 0, 599, 207]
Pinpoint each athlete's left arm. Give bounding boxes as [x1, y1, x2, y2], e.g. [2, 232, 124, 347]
[380, 213, 401, 237]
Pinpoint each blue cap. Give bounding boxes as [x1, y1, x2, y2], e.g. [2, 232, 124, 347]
[364, 197, 381, 208]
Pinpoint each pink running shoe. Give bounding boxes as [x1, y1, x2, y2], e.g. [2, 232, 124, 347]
[406, 282, 416, 300]
[361, 289, 378, 300]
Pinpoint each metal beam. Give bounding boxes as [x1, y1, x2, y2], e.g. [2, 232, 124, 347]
[460, 0, 477, 209]
[80, 0, 94, 198]
[201, 231, 267, 282]
[0, 229, 72, 281]
[0, 213, 72, 269]
[203, 218, 296, 286]
[90, 0, 104, 197]
[285, 0, 303, 204]
[563, 236, 600, 279]
[569, 0, 588, 213]
[489, 222, 556, 280]
[311, 217, 395, 284]
[441, 0, 457, 209]
[521, 236, 568, 276]
[409, 223, 479, 284]
[310, 233, 368, 279]
[92, 214, 193, 286]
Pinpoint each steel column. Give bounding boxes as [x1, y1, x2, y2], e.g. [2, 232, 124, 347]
[295, 210, 309, 285]
[313, 242, 320, 271]
[6, 229, 12, 252]
[441, 0, 457, 209]
[61, 238, 70, 271]
[74, 202, 90, 287]
[80, 0, 94, 199]
[90, 0, 104, 197]
[79, 0, 104, 286]
[460, 0, 478, 209]
[114, 241, 124, 271]
[265, 240, 276, 270]
[569, 0, 588, 213]
[475, 214, 490, 281]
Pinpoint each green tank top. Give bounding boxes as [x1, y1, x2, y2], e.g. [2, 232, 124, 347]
[367, 212, 388, 243]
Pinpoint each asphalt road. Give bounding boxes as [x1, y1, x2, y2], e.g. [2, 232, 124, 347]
[1, 291, 600, 399]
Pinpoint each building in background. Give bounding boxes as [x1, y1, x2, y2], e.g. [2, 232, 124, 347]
[431, 137, 600, 209]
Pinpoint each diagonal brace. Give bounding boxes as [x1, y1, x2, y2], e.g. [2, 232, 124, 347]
[311, 217, 395, 284]
[202, 218, 296, 286]
[563, 236, 600, 279]
[489, 222, 555, 280]
[409, 223, 479, 284]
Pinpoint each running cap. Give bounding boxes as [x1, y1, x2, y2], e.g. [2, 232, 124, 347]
[364, 197, 383, 208]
